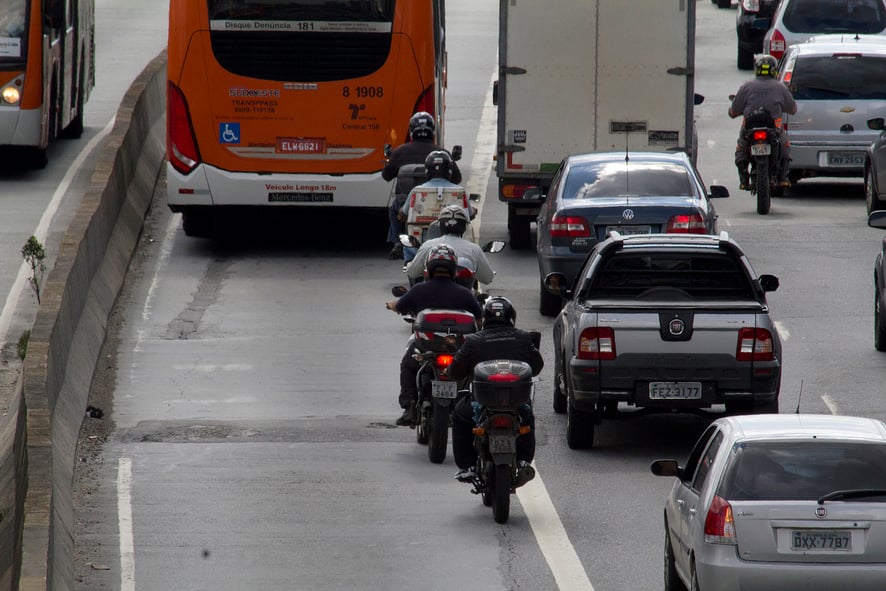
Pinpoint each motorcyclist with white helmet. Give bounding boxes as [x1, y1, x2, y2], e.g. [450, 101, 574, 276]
[406, 204, 495, 286]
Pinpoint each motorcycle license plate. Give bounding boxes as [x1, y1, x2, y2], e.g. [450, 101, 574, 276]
[432, 380, 457, 399]
[750, 143, 771, 156]
[488, 434, 516, 454]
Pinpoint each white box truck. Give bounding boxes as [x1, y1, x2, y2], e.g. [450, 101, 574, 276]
[495, 0, 701, 249]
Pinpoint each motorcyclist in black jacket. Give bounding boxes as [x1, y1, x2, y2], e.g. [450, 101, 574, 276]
[386, 244, 482, 426]
[382, 111, 462, 258]
[446, 296, 544, 486]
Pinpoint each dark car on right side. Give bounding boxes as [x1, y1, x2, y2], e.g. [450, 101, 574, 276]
[868, 210, 886, 350]
[865, 118, 886, 215]
[736, 0, 781, 70]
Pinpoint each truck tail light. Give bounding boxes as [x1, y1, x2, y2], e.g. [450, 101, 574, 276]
[577, 327, 616, 360]
[769, 29, 786, 60]
[736, 327, 775, 361]
[501, 183, 535, 200]
[551, 215, 590, 238]
[666, 213, 707, 234]
[167, 81, 201, 175]
[704, 496, 737, 545]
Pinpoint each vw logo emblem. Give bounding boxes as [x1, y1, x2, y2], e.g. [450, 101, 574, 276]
[622, 209, 635, 220]
[815, 506, 828, 518]
[668, 318, 685, 336]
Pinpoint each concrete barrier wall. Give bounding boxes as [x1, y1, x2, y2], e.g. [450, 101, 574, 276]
[13, 50, 168, 591]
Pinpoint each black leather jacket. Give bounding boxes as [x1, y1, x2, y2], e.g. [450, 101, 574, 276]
[447, 325, 544, 382]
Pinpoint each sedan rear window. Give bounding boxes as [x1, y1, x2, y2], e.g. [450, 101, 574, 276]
[783, 0, 886, 34]
[586, 252, 756, 300]
[563, 161, 694, 199]
[720, 441, 886, 501]
[790, 55, 886, 100]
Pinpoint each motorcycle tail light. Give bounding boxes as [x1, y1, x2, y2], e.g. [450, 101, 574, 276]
[489, 415, 515, 429]
[435, 354, 454, 367]
[752, 130, 769, 142]
[666, 213, 707, 234]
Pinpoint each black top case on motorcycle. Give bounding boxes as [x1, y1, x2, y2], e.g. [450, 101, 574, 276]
[472, 360, 533, 411]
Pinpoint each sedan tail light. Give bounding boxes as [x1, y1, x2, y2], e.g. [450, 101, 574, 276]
[704, 495, 737, 545]
[768, 29, 786, 60]
[666, 213, 707, 234]
[736, 327, 775, 361]
[577, 327, 616, 360]
[551, 215, 591, 238]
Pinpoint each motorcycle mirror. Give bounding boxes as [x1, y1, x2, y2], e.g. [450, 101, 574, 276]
[451, 145, 463, 161]
[728, 94, 736, 101]
[482, 240, 506, 253]
[383, 143, 392, 158]
[468, 193, 481, 202]
[399, 234, 420, 248]
[391, 285, 408, 297]
[529, 331, 541, 349]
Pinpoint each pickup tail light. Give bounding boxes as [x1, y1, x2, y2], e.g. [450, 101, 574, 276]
[577, 327, 616, 361]
[551, 215, 591, 238]
[736, 327, 775, 361]
[666, 213, 707, 234]
[167, 81, 201, 175]
[704, 495, 737, 545]
[769, 29, 786, 60]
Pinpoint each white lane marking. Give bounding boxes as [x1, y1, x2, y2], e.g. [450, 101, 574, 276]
[518, 466, 595, 591]
[118, 457, 135, 591]
[0, 117, 116, 347]
[465, 69, 498, 243]
[822, 394, 839, 415]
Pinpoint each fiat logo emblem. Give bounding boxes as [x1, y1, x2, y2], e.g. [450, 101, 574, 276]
[622, 209, 635, 220]
[668, 318, 685, 336]
[815, 506, 828, 518]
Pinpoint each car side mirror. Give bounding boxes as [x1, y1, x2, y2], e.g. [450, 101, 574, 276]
[451, 145, 463, 161]
[694, 93, 705, 106]
[869, 210, 886, 228]
[522, 187, 544, 201]
[543, 272, 572, 300]
[708, 185, 730, 199]
[868, 118, 886, 132]
[759, 274, 779, 293]
[383, 143, 392, 159]
[468, 192, 481, 202]
[650, 459, 682, 478]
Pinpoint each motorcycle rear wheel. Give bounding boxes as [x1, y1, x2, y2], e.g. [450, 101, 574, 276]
[427, 404, 449, 463]
[492, 464, 511, 524]
[755, 160, 771, 215]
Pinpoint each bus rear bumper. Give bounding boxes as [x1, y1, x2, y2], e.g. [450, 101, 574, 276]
[167, 163, 391, 209]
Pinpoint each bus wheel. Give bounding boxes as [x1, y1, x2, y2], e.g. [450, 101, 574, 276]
[182, 211, 214, 238]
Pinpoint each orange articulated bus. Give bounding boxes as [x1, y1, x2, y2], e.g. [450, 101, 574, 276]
[167, 0, 448, 237]
[0, 0, 94, 168]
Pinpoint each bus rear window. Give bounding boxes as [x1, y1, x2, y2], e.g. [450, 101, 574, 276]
[207, 0, 395, 22]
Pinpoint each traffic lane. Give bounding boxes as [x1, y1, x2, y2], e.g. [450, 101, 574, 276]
[74, 200, 557, 590]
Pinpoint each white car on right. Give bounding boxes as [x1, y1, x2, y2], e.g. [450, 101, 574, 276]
[777, 34, 886, 186]
[763, 0, 886, 61]
[651, 413, 886, 591]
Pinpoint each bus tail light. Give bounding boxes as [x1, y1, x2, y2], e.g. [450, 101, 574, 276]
[736, 327, 775, 362]
[666, 213, 707, 234]
[167, 81, 201, 175]
[551, 215, 590, 238]
[577, 327, 616, 361]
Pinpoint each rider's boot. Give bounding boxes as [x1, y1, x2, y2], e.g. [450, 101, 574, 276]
[736, 163, 750, 191]
[778, 159, 791, 188]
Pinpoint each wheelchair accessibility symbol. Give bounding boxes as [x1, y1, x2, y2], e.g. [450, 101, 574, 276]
[219, 122, 240, 144]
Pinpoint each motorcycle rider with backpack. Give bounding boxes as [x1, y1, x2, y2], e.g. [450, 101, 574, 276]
[386, 245, 482, 426]
[382, 112, 462, 258]
[729, 54, 797, 189]
[446, 296, 544, 486]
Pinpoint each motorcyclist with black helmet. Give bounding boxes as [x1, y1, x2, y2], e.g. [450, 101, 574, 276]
[729, 54, 797, 189]
[406, 204, 495, 286]
[446, 296, 544, 486]
[383, 112, 462, 258]
[386, 244, 482, 426]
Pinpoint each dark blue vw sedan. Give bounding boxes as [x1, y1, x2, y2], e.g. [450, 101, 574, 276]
[535, 151, 729, 316]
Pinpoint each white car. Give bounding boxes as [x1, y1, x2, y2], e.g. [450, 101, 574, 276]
[651, 414, 886, 591]
[763, 0, 886, 61]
